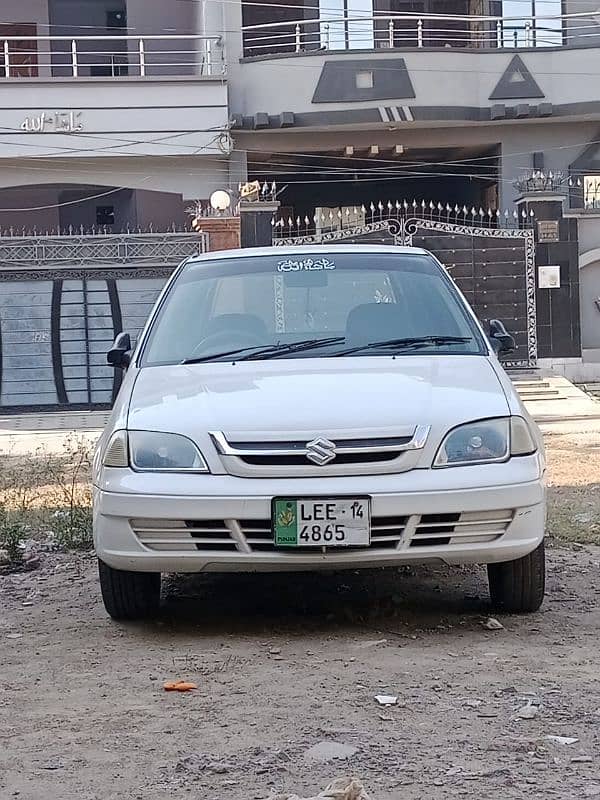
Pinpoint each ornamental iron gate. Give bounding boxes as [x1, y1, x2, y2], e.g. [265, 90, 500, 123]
[274, 209, 536, 368]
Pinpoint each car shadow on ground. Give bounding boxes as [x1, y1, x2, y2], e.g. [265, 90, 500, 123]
[152, 566, 495, 635]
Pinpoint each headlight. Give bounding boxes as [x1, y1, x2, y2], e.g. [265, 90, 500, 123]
[434, 417, 537, 468]
[103, 430, 209, 472]
[130, 431, 208, 472]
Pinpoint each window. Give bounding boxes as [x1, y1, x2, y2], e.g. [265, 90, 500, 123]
[140, 252, 484, 365]
[0, 23, 38, 77]
[96, 206, 115, 226]
[355, 70, 374, 89]
[584, 176, 600, 210]
[501, 0, 562, 47]
[319, 0, 374, 50]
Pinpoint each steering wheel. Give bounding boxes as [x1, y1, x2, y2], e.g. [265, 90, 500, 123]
[188, 328, 266, 359]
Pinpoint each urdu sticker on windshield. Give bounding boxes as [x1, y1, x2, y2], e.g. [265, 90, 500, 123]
[277, 257, 335, 272]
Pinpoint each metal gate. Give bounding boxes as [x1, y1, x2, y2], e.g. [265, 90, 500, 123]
[0, 233, 206, 411]
[274, 210, 536, 368]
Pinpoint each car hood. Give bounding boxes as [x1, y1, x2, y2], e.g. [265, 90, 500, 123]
[127, 356, 509, 441]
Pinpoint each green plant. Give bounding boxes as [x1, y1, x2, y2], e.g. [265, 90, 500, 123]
[50, 505, 93, 550]
[0, 505, 26, 563]
[0, 436, 94, 554]
[44, 436, 93, 551]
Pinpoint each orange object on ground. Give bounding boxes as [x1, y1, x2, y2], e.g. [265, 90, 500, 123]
[163, 680, 198, 692]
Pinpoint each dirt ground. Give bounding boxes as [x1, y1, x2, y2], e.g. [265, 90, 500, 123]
[1, 428, 600, 800]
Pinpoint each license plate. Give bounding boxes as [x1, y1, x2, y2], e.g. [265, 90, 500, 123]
[273, 497, 371, 547]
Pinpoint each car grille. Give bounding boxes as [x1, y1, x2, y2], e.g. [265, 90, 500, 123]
[209, 427, 430, 477]
[131, 511, 513, 554]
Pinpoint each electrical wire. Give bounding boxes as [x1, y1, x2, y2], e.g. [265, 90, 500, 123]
[0, 184, 153, 213]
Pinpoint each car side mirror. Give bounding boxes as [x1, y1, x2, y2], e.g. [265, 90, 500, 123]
[489, 319, 516, 356]
[107, 332, 132, 369]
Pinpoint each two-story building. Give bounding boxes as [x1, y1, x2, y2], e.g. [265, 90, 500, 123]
[1, 0, 600, 410]
[225, 0, 600, 378]
[0, 0, 234, 233]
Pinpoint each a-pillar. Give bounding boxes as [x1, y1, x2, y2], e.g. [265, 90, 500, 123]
[516, 191, 581, 365]
[239, 200, 280, 248]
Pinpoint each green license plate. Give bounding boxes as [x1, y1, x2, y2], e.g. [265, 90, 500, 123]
[273, 497, 371, 547]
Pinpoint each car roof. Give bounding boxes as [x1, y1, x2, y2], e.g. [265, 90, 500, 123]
[186, 244, 431, 264]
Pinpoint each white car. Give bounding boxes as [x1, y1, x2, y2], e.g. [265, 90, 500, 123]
[93, 245, 546, 620]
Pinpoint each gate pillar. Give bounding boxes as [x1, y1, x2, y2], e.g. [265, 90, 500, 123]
[197, 215, 241, 252]
[240, 200, 280, 248]
[516, 187, 581, 361]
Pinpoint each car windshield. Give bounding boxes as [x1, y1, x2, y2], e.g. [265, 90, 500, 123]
[140, 251, 486, 366]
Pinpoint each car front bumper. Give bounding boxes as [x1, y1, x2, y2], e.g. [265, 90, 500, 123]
[94, 458, 546, 573]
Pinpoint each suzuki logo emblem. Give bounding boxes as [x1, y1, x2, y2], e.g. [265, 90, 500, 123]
[305, 437, 336, 466]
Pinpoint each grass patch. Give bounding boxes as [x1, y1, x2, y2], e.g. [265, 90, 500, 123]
[0, 436, 93, 555]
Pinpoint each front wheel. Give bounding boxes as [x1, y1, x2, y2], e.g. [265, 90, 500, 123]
[98, 559, 161, 620]
[487, 540, 545, 613]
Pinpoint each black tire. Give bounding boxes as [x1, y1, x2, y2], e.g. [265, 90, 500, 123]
[98, 559, 161, 620]
[487, 540, 545, 613]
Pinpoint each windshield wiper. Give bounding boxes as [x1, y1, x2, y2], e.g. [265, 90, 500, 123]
[333, 335, 472, 357]
[181, 337, 345, 364]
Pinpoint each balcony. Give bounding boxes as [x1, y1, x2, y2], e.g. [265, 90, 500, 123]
[0, 33, 224, 79]
[0, 32, 229, 162]
[242, 10, 597, 58]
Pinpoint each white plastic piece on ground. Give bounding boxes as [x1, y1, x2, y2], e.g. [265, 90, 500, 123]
[303, 742, 358, 763]
[374, 695, 398, 706]
[546, 735, 579, 745]
[484, 618, 505, 630]
[266, 776, 371, 800]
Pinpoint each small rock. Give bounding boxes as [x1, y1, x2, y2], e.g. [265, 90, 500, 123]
[464, 699, 482, 708]
[22, 601, 34, 607]
[484, 618, 504, 631]
[516, 703, 539, 720]
[303, 741, 358, 764]
[6, 633, 23, 640]
[355, 639, 387, 649]
[42, 759, 65, 771]
[0, 549, 10, 566]
[572, 756, 593, 763]
[433, 779, 445, 787]
[269, 647, 281, 655]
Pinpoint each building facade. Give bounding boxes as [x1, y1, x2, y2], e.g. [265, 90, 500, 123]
[1, 0, 600, 399]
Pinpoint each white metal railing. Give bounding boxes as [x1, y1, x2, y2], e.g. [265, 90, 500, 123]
[0, 34, 225, 79]
[242, 10, 600, 56]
